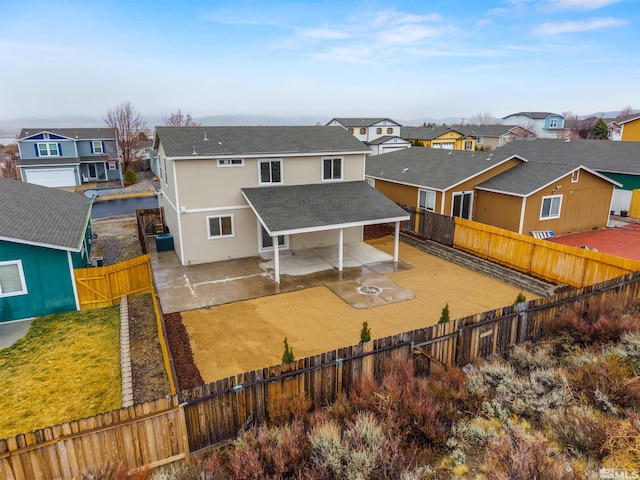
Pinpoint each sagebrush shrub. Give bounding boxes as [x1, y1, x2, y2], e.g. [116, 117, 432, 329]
[267, 393, 311, 427]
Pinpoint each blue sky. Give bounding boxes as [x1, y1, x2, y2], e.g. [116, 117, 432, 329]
[0, 0, 638, 124]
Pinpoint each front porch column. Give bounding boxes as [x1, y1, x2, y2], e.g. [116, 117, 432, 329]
[274, 236, 280, 283]
[394, 221, 400, 263]
[338, 228, 344, 272]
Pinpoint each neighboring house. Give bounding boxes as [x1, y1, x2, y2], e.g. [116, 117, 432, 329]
[501, 112, 565, 139]
[153, 126, 409, 282]
[365, 145, 618, 236]
[0, 178, 93, 322]
[474, 162, 618, 235]
[607, 119, 622, 141]
[620, 114, 640, 142]
[456, 125, 535, 151]
[496, 139, 640, 215]
[326, 118, 403, 143]
[17, 128, 122, 189]
[367, 135, 412, 155]
[400, 126, 476, 150]
[365, 148, 524, 219]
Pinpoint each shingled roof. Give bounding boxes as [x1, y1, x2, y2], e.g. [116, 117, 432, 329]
[365, 147, 520, 190]
[241, 181, 409, 235]
[328, 118, 399, 127]
[154, 126, 370, 158]
[502, 112, 560, 120]
[0, 178, 92, 251]
[19, 127, 115, 140]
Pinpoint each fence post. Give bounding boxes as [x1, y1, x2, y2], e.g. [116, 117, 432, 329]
[176, 399, 191, 465]
[336, 358, 343, 395]
[517, 301, 528, 343]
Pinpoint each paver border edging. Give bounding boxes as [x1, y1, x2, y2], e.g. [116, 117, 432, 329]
[120, 296, 133, 407]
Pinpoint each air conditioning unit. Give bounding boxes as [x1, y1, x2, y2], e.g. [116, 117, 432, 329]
[90, 256, 104, 267]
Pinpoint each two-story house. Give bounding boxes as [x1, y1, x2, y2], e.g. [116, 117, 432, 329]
[325, 118, 410, 155]
[153, 126, 409, 282]
[501, 112, 565, 139]
[17, 128, 121, 189]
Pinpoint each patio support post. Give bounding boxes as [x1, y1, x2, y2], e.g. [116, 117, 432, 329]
[394, 221, 400, 263]
[274, 235, 280, 283]
[338, 228, 344, 272]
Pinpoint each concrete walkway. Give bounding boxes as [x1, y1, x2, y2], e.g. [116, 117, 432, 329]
[0, 319, 34, 350]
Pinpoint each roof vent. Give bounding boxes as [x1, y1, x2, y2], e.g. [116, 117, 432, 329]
[402, 168, 409, 173]
[203, 132, 209, 141]
[192, 146, 198, 155]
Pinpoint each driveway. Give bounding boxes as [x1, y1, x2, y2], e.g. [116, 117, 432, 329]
[91, 195, 158, 218]
[158, 237, 536, 382]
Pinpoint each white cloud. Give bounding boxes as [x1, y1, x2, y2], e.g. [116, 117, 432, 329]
[533, 17, 627, 34]
[297, 28, 352, 40]
[547, 0, 622, 10]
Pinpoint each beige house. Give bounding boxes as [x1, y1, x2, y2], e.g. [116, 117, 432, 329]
[153, 126, 409, 282]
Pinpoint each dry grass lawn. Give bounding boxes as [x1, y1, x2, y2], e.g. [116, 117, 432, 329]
[0, 306, 121, 439]
[183, 237, 538, 382]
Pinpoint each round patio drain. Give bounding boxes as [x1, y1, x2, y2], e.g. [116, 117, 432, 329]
[358, 285, 382, 295]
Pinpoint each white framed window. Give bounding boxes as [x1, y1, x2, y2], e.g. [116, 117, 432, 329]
[0, 260, 28, 297]
[359, 128, 366, 134]
[464, 140, 473, 150]
[322, 157, 342, 181]
[376, 128, 382, 134]
[540, 195, 562, 220]
[418, 189, 436, 212]
[207, 214, 234, 239]
[259, 159, 282, 185]
[365, 177, 375, 187]
[348, 128, 354, 134]
[37, 143, 59, 157]
[549, 119, 558, 128]
[218, 159, 244, 167]
[259, 224, 288, 251]
[387, 127, 393, 134]
[571, 170, 579, 183]
[108, 161, 117, 170]
[477, 137, 484, 144]
[163, 158, 168, 186]
[92, 141, 104, 154]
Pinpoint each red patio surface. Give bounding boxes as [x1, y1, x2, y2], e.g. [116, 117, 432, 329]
[548, 223, 640, 261]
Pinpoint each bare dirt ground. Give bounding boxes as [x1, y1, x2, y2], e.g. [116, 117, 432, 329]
[91, 218, 178, 399]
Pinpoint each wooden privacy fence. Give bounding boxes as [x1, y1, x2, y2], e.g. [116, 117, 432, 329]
[136, 208, 166, 255]
[4, 272, 640, 478]
[453, 217, 640, 288]
[74, 255, 153, 310]
[398, 204, 455, 246]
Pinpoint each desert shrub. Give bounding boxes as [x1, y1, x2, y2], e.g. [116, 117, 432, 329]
[508, 343, 557, 375]
[124, 169, 137, 184]
[481, 426, 586, 480]
[327, 392, 356, 425]
[608, 331, 640, 370]
[568, 353, 640, 414]
[544, 405, 617, 459]
[514, 292, 527, 304]
[602, 411, 640, 469]
[267, 393, 311, 427]
[359, 321, 371, 344]
[546, 293, 640, 345]
[81, 462, 137, 480]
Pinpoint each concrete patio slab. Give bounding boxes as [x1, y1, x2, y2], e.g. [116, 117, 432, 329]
[326, 276, 415, 309]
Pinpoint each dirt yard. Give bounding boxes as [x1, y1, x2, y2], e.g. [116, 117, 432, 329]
[181, 236, 537, 383]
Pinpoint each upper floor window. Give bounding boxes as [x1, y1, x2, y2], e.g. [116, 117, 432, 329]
[376, 128, 382, 134]
[207, 214, 234, 239]
[323, 157, 342, 181]
[259, 159, 282, 185]
[387, 128, 393, 134]
[418, 189, 436, 212]
[348, 128, 354, 134]
[549, 119, 558, 128]
[218, 159, 244, 167]
[359, 128, 367, 135]
[92, 141, 104, 154]
[108, 161, 117, 170]
[540, 195, 562, 220]
[464, 140, 473, 150]
[37, 143, 59, 157]
[0, 260, 28, 297]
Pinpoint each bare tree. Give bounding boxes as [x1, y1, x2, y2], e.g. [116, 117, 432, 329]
[104, 101, 148, 171]
[509, 123, 538, 141]
[163, 109, 201, 127]
[616, 105, 634, 122]
[470, 111, 498, 125]
[577, 116, 597, 139]
[0, 143, 19, 179]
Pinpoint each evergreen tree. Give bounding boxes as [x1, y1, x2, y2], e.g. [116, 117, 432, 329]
[438, 303, 450, 324]
[591, 118, 609, 140]
[359, 321, 371, 344]
[282, 337, 295, 364]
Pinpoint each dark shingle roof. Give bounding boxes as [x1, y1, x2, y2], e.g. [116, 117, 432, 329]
[502, 112, 560, 120]
[456, 125, 520, 137]
[496, 139, 640, 174]
[365, 147, 518, 190]
[19, 128, 115, 140]
[476, 162, 584, 196]
[0, 178, 92, 251]
[620, 113, 640, 124]
[400, 126, 455, 140]
[17, 158, 81, 166]
[241, 181, 409, 235]
[328, 118, 398, 127]
[367, 135, 410, 145]
[154, 126, 370, 158]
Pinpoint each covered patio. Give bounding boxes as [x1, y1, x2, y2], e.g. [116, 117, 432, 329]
[241, 181, 410, 283]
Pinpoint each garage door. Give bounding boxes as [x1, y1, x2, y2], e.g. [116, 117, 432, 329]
[24, 168, 76, 188]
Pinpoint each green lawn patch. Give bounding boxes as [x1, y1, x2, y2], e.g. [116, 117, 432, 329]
[0, 306, 121, 439]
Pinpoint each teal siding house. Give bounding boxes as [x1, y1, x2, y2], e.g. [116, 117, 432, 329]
[16, 127, 123, 189]
[0, 178, 93, 322]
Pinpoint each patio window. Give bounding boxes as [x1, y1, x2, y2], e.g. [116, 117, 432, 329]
[322, 157, 342, 181]
[0, 260, 28, 297]
[92, 141, 104, 154]
[207, 214, 234, 239]
[540, 195, 562, 220]
[259, 159, 282, 185]
[37, 143, 59, 157]
[418, 189, 436, 212]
